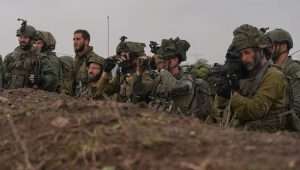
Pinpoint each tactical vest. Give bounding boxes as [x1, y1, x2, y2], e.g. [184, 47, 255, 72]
[238, 62, 290, 131]
[282, 58, 300, 131]
[74, 48, 94, 96]
[239, 61, 270, 97]
[4, 47, 40, 89]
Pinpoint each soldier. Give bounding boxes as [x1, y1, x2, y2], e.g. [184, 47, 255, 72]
[133, 38, 212, 119]
[266, 28, 300, 131]
[216, 24, 289, 131]
[72, 29, 104, 96]
[74, 56, 105, 99]
[190, 59, 210, 80]
[100, 36, 147, 102]
[34, 30, 61, 91]
[3, 19, 58, 91]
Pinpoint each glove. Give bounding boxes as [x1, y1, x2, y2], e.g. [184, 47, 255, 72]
[28, 74, 40, 85]
[103, 58, 116, 73]
[216, 78, 232, 99]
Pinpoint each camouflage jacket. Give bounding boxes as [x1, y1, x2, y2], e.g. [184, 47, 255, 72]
[132, 68, 212, 118]
[3, 46, 58, 91]
[39, 51, 61, 92]
[281, 57, 300, 130]
[58, 56, 74, 95]
[230, 63, 288, 131]
[101, 70, 138, 102]
[73, 46, 104, 96]
[282, 57, 300, 114]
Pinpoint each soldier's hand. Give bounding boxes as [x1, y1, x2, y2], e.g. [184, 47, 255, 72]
[103, 58, 116, 73]
[28, 74, 40, 85]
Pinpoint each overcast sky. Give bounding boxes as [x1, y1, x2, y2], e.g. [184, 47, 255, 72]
[1, 0, 300, 63]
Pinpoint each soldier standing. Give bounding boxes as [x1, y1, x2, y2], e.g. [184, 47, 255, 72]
[72, 29, 104, 96]
[266, 28, 300, 131]
[3, 19, 58, 91]
[34, 30, 61, 92]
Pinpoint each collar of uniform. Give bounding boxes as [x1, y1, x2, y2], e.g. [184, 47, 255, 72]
[76, 46, 93, 58]
[13, 46, 36, 57]
[281, 56, 292, 71]
[15, 46, 30, 53]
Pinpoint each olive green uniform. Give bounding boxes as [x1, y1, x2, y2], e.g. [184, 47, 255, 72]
[39, 51, 60, 91]
[266, 29, 300, 130]
[59, 56, 74, 95]
[132, 38, 212, 119]
[3, 47, 58, 91]
[216, 24, 289, 131]
[36, 31, 61, 92]
[73, 46, 104, 96]
[97, 37, 147, 102]
[230, 64, 288, 130]
[281, 57, 300, 130]
[96, 71, 140, 102]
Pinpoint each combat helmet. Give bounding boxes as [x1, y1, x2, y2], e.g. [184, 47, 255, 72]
[16, 18, 37, 39]
[116, 36, 146, 57]
[266, 28, 293, 49]
[231, 24, 271, 52]
[35, 30, 56, 51]
[157, 37, 190, 62]
[87, 56, 104, 66]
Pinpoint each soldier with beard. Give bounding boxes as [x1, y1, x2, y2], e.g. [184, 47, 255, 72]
[216, 24, 289, 132]
[3, 19, 57, 91]
[75, 56, 104, 99]
[72, 29, 104, 96]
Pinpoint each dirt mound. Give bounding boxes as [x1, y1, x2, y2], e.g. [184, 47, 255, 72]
[0, 88, 299, 170]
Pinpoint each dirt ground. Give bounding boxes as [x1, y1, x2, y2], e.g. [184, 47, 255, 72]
[0, 88, 299, 170]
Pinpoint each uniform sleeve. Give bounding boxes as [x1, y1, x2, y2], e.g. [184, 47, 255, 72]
[290, 71, 300, 115]
[157, 70, 193, 97]
[231, 70, 286, 121]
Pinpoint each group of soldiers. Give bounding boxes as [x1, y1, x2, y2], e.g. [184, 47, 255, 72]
[0, 19, 300, 132]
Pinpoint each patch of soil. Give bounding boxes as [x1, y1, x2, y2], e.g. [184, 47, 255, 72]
[0, 88, 299, 170]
